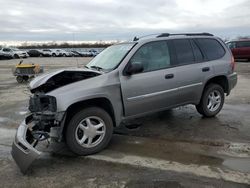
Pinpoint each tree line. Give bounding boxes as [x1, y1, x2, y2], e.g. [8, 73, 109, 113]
[17, 41, 116, 49]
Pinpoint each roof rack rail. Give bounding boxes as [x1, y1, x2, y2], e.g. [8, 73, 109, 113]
[132, 32, 214, 41]
[157, 32, 213, 38]
[133, 33, 162, 41]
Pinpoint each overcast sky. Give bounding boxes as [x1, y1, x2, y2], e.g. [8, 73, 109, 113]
[0, 0, 250, 41]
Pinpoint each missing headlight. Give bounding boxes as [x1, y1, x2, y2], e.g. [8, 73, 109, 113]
[29, 94, 57, 113]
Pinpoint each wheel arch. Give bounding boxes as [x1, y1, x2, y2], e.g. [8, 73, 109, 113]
[14, 54, 19, 58]
[62, 97, 116, 135]
[204, 75, 229, 95]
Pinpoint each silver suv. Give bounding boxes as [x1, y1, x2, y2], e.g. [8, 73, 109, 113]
[12, 33, 237, 173]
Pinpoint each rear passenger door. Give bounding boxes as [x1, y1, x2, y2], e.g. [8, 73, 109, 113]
[176, 38, 226, 104]
[169, 39, 206, 104]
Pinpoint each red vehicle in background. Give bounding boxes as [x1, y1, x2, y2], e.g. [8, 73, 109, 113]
[226, 40, 250, 61]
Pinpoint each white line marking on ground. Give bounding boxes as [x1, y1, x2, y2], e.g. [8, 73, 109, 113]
[88, 150, 250, 185]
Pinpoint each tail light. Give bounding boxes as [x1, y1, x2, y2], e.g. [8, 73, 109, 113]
[230, 56, 236, 72]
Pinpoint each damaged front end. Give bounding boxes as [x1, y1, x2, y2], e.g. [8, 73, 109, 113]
[12, 94, 65, 174]
[12, 68, 102, 173]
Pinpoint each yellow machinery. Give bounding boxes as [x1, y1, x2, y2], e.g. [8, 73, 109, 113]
[12, 60, 44, 83]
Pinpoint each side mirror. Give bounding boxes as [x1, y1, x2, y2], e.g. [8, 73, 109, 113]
[126, 62, 144, 75]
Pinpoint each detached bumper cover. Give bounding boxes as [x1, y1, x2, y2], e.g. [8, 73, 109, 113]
[11, 116, 41, 174]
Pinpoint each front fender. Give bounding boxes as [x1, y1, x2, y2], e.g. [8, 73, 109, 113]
[55, 93, 123, 127]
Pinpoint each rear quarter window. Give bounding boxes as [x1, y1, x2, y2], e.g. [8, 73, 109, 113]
[196, 38, 225, 61]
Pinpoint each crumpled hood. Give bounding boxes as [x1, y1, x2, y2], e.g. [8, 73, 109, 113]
[30, 69, 65, 89]
[29, 68, 102, 93]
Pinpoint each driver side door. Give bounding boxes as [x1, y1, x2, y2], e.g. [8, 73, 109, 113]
[120, 40, 182, 117]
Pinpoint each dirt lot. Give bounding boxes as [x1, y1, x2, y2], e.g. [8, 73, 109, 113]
[0, 57, 250, 187]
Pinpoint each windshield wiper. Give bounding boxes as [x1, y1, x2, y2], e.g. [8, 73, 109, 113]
[90, 65, 103, 71]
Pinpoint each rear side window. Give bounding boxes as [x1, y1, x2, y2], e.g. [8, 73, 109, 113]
[173, 39, 194, 64]
[236, 41, 250, 48]
[196, 38, 225, 60]
[190, 40, 204, 62]
[3, 48, 11, 52]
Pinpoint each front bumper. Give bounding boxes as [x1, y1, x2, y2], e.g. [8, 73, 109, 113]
[11, 115, 41, 174]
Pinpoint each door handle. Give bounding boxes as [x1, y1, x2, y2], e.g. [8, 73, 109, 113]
[165, 74, 174, 79]
[202, 67, 210, 72]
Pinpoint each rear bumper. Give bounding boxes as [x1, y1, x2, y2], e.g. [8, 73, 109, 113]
[11, 116, 41, 174]
[227, 72, 237, 93]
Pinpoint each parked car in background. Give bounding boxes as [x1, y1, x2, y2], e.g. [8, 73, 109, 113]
[226, 39, 250, 61]
[27, 49, 42, 57]
[71, 51, 81, 57]
[50, 49, 62, 57]
[40, 49, 53, 57]
[0, 47, 29, 58]
[0, 51, 13, 60]
[71, 50, 90, 57]
[89, 49, 99, 56]
[82, 51, 92, 57]
[56, 49, 73, 57]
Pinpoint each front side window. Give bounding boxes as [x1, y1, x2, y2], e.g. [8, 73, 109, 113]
[129, 41, 171, 72]
[3, 48, 11, 52]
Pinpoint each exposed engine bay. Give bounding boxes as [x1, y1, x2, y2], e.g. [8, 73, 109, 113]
[30, 70, 101, 93]
[28, 94, 58, 143]
[28, 69, 101, 141]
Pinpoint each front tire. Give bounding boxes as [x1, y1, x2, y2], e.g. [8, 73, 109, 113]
[66, 107, 113, 155]
[196, 84, 224, 117]
[16, 76, 23, 83]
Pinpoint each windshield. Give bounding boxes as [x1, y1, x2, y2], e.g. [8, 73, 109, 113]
[86, 43, 135, 71]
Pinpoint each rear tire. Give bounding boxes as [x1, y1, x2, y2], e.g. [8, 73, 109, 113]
[196, 84, 224, 117]
[14, 54, 19, 59]
[66, 107, 113, 155]
[23, 76, 29, 82]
